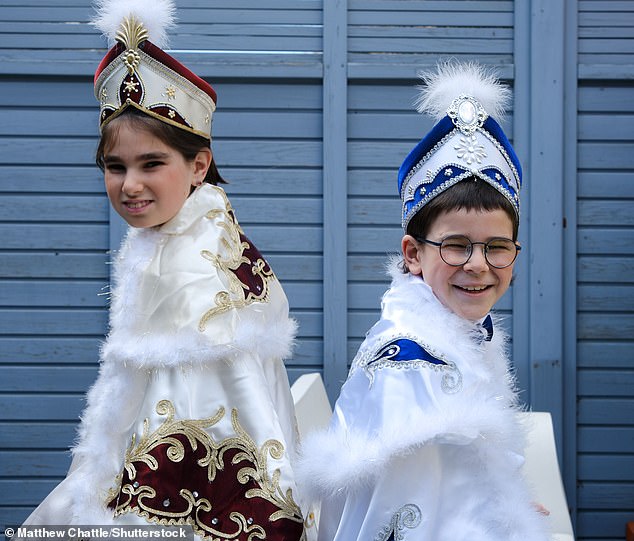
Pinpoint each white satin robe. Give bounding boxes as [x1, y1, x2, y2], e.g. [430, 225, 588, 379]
[299, 261, 551, 541]
[21, 184, 315, 541]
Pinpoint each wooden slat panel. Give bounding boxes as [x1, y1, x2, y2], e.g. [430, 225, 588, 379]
[0, 196, 108, 222]
[552, 510, 630, 539]
[0, 422, 77, 448]
[0, 395, 84, 421]
[0, 253, 109, 279]
[0, 337, 100, 364]
[578, 398, 634, 424]
[578, 313, 634, 340]
[0, 366, 96, 393]
[578, 455, 634, 481]
[230, 197, 322, 225]
[348, 11, 512, 26]
[577, 285, 634, 311]
[348, 36, 512, 54]
[577, 369, 634, 397]
[578, 483, 634, 509]
[1, 451, 72, 477]
[348, 1, 513, 11]
[578, 114, 634, 140]
[0, 280, 108, 307]
[578, 172, 634, 198]
[348, 255, 396, 282]
[347, 227, 403, 254]
[578, 256, 634, 283]
[578, 427, 634, 453]
[577, 341, 634, 368]
[577, 229, 634, 255]
[577, 142, 634, 169]
[578, 86, 634, 113]
[0, 309, 107, 335]
[348, 198, 402, 225]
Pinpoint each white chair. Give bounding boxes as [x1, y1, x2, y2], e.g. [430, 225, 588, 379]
[519, 411, 575, 541]
[290, 374, 575, 541]
[291, 372, 332, 439]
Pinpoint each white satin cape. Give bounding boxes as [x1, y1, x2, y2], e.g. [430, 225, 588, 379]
[298, 259, 551, 541]
[21, 184, 314, 540]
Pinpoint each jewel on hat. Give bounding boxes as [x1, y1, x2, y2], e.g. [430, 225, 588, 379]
[92, 0, 217, 140]
[398, 62, 522, 231]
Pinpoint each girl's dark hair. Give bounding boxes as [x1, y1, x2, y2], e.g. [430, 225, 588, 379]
[95, 108, 226, 185]
[406, 178, 519, 241]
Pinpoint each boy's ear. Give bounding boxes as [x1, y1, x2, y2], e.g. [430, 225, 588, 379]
[192, 148, 213, 184]
[401, 235, 423, 276]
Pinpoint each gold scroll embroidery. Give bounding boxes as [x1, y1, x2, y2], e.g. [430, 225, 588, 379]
[108, 400, 304, 540]
[198, 191, 275, 332]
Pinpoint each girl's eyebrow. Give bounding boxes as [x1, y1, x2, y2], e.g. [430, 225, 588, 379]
[103, 151, 170, 164]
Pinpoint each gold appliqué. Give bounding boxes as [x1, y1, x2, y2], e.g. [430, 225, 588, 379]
[123, 78, 140, 95]
[116, 16, 149, 75]
[108, 400, 305, 540]
[165, 85, 177, 100]
[198, 191, 275, 332]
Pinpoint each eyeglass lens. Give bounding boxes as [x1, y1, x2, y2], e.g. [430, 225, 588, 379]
[440, 236, 517, 268]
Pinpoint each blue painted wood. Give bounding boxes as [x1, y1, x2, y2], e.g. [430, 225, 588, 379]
[578, 455, 634, 481]
[510, 0, 531, 411]
[525, 0, 566, 458]
[0, 422, 77, 448]
[562, 0, 580, 526]
[322, 0, 349, 401]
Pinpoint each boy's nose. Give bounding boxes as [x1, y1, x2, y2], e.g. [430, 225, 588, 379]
[463, 244, 489, 272]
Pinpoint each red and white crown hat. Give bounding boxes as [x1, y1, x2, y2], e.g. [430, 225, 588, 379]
[93, 0, 217, 140]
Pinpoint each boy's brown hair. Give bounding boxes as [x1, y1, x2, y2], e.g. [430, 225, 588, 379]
[406, 178, 519, 242]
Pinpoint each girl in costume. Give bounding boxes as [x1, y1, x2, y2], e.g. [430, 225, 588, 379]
[298, 63, 553, 541]
[20, 1, 313, 540]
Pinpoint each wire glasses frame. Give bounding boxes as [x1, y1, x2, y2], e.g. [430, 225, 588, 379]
[414, 235, 521, 269]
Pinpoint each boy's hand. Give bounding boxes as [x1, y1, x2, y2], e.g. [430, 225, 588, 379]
[532, 502, 550, 516]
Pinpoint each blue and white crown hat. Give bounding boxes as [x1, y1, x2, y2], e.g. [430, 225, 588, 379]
[398, 62, 522, 230]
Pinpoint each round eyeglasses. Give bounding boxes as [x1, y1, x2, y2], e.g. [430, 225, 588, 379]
[414, 235, 521, 269]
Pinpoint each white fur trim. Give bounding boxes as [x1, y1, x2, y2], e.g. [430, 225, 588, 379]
[92, 0, 176, 48]
[102, 315, 297, 369]
[415, 61, 511, 122]
[298, 259, 524, 498]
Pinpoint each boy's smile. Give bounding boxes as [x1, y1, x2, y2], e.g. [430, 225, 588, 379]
[402, 208, 516, 321]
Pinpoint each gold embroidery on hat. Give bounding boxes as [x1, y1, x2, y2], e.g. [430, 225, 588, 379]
[165, 85, 177, 100]
[123, 77, 140, 95]
[116, 16, 149, 75]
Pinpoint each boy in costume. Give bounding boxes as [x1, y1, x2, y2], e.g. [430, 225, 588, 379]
[299, 62, 552, 541]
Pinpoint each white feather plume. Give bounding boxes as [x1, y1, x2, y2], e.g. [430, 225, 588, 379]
[415, 61, 512, 122]
[92, 0, 176, 49]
